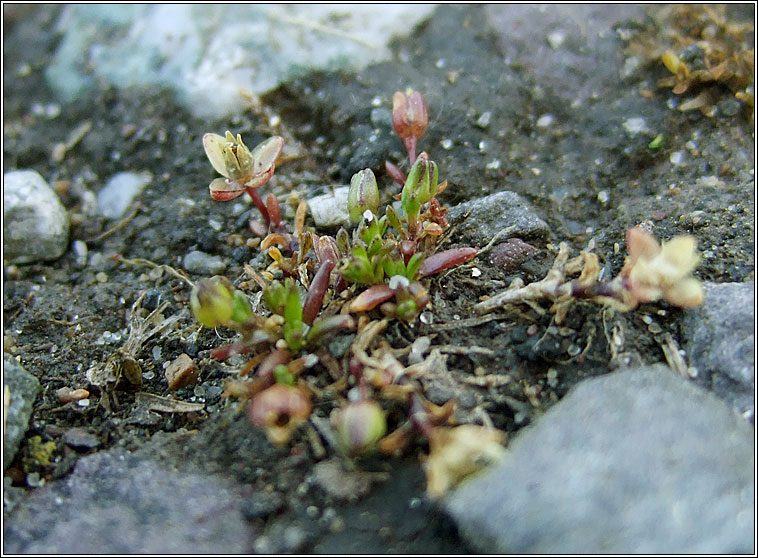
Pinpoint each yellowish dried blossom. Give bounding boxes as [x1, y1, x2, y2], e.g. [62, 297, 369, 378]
[424, 425, 507, 500]
[622, 227, 704, 308]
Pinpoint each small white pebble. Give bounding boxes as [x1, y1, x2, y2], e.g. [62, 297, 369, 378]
[471, 267, 482, 277]
[536, 114, 554, 128]
[622, 117, 649, 137]
[546, 30, 566, 49]
[440, 138, 453, 150]
[46, 104, 61, 119]
[435, 58, 446, 68]
[420, 311, 434, 325]
[531, 167, 541, 176]
[669, 151, 685, 166]
[486, 159, 501, 170]
[475, 111, 492, 128]
[597, 190, 609, 204]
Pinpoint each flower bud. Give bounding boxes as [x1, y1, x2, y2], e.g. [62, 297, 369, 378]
[392, 89, 428, 160]
[332, 399, 387, 456]
[401, 153, 438, 218]
[247, 383, 312, 446]
[348, 169, 380, 223]
[190, 276, 252, 328]
[190, 276, 235, 328]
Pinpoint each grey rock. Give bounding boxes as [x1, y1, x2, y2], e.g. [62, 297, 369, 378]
[2, 355, 41, 468]
[446, 190, 550, 247]
[97, 171, 151, 219]
[308, 186, 351, 228]
[680, 281, 755, 422]
[183, 250, 226, 275]
[2, 449, 251, 553]
[445, 366, 755, 554]
[3, 170, 70, 264]
[46, 5, 436, 119]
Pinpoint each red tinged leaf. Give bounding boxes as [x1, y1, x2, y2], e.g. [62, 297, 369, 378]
[385, 160, 407, 186]
[255, 348, 292, 380]
[302, 259, 335, 326]
[350, 284, 395, 312]
[418, 247, 478, 277]
[209, 178, 246, 201]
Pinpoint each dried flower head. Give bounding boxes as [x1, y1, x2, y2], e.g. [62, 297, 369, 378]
[621, 227, 704, 308]
[424, 425, 507, 500]
[247, 383, 312, 446]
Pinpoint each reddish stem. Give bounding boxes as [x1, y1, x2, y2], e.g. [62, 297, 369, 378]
[404, 137, 418, 166]
[209, 340, 256, 360]
[246, 186, 270, 224]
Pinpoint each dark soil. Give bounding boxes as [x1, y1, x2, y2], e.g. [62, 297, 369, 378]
[3, 5, 754, 554]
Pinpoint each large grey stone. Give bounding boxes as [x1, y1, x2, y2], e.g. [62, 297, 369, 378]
[680, 281, 755, 422]
[445, 366, 755, 554]
[3, 170, 70, 264]
[45, 5, 436, 119]
[446, 190, 549, 247]
[3, 449, 251, 553]
[2, 355, 41, 468]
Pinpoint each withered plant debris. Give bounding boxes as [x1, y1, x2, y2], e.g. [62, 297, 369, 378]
[622, 4, 754, 116]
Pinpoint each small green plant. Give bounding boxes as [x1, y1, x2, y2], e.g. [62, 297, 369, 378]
[193, 89, 495, 486]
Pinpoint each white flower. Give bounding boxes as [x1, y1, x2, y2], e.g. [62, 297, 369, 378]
[202, 132, 283, 201]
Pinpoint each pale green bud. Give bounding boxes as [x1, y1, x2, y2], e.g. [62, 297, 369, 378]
[348, 169, 380, 223]
[190, 276, 251, 328]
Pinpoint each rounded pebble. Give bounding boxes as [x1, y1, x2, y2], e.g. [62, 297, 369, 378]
[3, 170, 70, 264]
